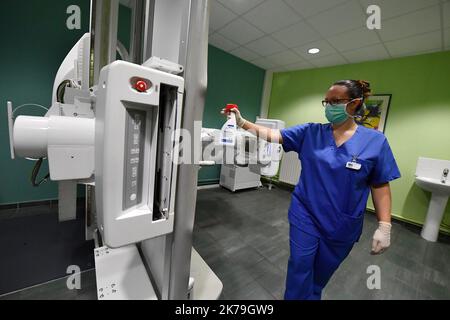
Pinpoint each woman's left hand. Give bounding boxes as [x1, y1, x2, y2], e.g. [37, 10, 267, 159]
[371, 221, 392, 254]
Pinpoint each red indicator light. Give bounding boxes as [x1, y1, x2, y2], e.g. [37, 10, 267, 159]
[135, 80, 148, 92]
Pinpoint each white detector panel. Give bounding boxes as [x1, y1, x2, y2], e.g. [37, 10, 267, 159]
[95, 61, 184, 248]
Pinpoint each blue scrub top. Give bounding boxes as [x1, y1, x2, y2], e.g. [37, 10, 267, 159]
[280, 123, 401, 243]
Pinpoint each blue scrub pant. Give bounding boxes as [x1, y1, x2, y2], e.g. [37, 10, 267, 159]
[284, 224, 354, 300]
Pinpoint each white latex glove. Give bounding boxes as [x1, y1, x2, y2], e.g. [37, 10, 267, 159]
[371, 221, 392, 254]
[221, 107, 247, 127]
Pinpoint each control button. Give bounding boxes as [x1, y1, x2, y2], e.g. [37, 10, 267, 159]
[130, 194, 137, 201]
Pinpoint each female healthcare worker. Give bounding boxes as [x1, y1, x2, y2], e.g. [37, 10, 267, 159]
[222, 80, 401, 300]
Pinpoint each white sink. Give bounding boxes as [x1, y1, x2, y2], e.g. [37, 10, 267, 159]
[415, 157, 450, 242]
[415, 177, 450, 196]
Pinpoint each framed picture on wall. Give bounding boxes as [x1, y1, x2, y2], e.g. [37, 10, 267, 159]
[356, 94, 392, 132]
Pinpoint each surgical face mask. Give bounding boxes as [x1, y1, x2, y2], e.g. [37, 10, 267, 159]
[325, 103, 349, 124]
[324, 99, 360, 124]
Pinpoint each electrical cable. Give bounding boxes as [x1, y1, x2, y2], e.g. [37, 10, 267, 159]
[30, 158, 50, 187]
[56, 80, 72, 103]
[12, 103, 48, 117]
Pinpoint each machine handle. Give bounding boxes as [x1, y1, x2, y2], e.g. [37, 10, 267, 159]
[7, 101, 15, 159]
[199, 160, 215, 166]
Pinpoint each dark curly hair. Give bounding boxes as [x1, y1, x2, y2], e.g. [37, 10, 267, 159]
[333, 79, 372, 112]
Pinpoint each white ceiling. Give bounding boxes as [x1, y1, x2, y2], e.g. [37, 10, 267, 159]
[208, 0, 450, 71]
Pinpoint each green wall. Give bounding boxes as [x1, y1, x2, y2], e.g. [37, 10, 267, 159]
[0, 0, 265, 204]
[199, 46, 266, 184]
[268, 50, 450, 234]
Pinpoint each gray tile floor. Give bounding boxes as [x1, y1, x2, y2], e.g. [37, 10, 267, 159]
[1, 186, 449, 300]
[194, 186, 450, 300]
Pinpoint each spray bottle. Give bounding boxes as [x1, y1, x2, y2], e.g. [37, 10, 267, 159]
[219, 104, 239, 146]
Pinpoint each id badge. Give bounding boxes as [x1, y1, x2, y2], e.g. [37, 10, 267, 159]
[346, 161, 361, 171]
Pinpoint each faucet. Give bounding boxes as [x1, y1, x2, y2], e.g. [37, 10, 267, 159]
[442, 168, 449, 183]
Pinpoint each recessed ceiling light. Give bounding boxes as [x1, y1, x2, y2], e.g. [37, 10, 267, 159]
[307, 48, 320, 54]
